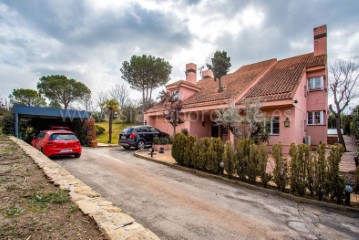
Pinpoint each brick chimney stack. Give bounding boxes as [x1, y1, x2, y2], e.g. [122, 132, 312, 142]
[185, 63, 197, 84]
[313, 25, 327, 56]
[201, 69, 213, 79]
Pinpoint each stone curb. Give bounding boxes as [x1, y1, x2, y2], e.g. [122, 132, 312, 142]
[9, 137, 160, 240]
[134, 151, 359, 214]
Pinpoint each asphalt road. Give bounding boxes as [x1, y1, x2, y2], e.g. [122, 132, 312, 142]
[56, 147, 359, 240]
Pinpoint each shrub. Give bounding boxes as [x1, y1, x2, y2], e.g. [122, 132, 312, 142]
[290, 144, 310, 196]
[314, 144, 327, 200]
[0, 111, 14, 135]
[207, 138, 224, 174]
[236, 138, 254, 180]
[257, 143, 271, 188]
[355, 166, 359, 193]
[194, 137, 212, 171]
[247, 144, 260, 183]
[273, 143, 288, 192]
[153, 136, 160, 145]
[95, 124, 105, 136]
[223, 141, 236, 177]
[83, 118, 96, 145]
[172, 133, 187, 165]
[181, 128, 189, 136]
[183, 135, 197, 167]
[326, 144, 344, 203]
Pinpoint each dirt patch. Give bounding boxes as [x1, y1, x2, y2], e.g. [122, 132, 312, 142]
[0, 135, 105, 239]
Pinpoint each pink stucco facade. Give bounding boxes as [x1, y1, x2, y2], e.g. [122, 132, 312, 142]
[145, 25, 328, 152]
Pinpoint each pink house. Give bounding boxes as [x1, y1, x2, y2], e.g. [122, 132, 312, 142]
[145, 25, 328, 152]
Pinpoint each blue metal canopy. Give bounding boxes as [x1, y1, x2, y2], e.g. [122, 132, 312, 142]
[13, 105, 90, 137]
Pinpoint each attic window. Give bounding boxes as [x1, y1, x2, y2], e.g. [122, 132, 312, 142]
[172, 90, 180, 100]
[308, 76, 324, 90]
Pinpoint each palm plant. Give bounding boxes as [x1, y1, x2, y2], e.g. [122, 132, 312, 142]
[104, 99, 119, 143]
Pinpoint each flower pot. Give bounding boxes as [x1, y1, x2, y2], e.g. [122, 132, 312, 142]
[153, 144, 172, 152]
[91, 140, 98, 148]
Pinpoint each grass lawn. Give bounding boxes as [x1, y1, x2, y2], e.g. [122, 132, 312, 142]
[96, 122, 134, 144]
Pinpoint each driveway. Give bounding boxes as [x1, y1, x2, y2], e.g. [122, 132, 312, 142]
[56, 147, 359, 240]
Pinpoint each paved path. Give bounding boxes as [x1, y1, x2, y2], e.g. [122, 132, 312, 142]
[56, 147, 359, 240]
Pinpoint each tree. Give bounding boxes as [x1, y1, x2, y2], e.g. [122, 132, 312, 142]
[159, 90, 184, 136]
[80, 94, 94, 112]
[329, 58, 359, 151]
[96, 91, 109, 122]
[104, 99, 119, 143]
[207, 50, 231, 93]
[37, 75, 91, 109]
[121, 55, 172, 113]
[109, 83, 129, 125]
[214, 99, 264, 139]
[12, 88, 46, 107]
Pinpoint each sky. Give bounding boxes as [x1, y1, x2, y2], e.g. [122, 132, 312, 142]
[0, 0, 358, 109]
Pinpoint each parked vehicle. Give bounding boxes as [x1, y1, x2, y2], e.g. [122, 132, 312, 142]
[31, 130, 82, 158]
[50, 126, 71, 131]
[118, 125, 169, 149]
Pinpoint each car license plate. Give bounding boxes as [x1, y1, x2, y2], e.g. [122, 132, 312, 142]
[121, 136, 126, 139]
[60, 149, 72, 153]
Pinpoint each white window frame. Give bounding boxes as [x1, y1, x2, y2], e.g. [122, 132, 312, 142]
[172, 90, 180, 100]
[307, 111, 324, 125]
[264, 117, 280, 135]
[308, 76, 324, 91]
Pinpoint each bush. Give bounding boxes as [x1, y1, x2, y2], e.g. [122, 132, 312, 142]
[314, 144, 327, 200]
[273, 144, 288, 192]
[223, 141, 236, 177]
[194, 137, 212, 171]
[290, 144, 310, 196]
[207, 138, 224, 174]
[183, 135, 197, 167]
[326, 144, 344, 203]
[236, 138, 254, 180]
[247, 144, 260, 183]
[181, 128, 189, 136]
[257, 143, 271, 188]
[355, 166, 359, 193]
[0, 111, 14, 135]
[172, 133, 187, 165]
[95, 124, 105, 136]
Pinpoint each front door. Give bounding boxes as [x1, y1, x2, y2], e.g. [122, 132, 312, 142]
[211, 123, 219, 138]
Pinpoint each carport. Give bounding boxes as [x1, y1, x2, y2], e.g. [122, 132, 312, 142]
[13, 105, 90, 139]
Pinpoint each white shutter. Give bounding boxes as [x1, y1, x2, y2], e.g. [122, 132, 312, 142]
[320, 111, 324, 124]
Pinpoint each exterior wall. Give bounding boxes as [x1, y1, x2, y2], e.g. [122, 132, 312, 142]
[293, 71, 308, 145]
[178, 87, 197, 101]
[188, 113, 211, 139]
[261, 106, 296, 153]
[305, 69, 328, 145]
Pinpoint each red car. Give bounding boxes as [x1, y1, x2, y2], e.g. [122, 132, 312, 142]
[31, 130, 82, 158]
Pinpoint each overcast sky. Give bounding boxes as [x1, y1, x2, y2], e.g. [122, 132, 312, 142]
[0, 0, 358, 109]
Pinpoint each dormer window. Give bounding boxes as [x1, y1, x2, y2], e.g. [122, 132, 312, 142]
[172, 90, 180, 100]
[308, 76, 324, 90]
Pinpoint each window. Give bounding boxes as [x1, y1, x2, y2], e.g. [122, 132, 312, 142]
[221, 126, 228, 135]
[308, 76, 324, 90]
[307, 111, 324, 125]
[37, 132, 46, 139]
[264, 117, 280, 135]
[173, 90, 180, 100]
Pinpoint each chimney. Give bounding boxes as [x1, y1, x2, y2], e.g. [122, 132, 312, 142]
[202, 69, 213, 79]
[313, 25, 327, 56]
[185, 63, 197, 84]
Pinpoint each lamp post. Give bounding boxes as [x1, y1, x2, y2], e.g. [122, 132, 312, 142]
[344, 183, 353, 206]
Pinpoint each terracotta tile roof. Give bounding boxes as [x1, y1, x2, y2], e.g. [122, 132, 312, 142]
[145, 52, 326, 113]
[241, 53, 326, 103]
[182, 58, 277, 108]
